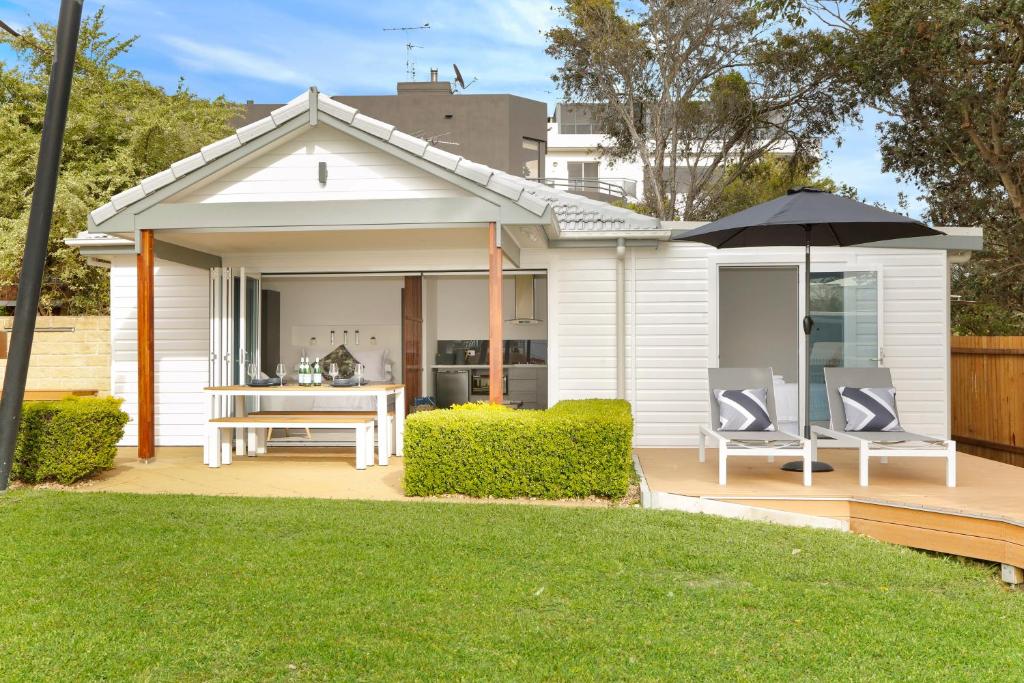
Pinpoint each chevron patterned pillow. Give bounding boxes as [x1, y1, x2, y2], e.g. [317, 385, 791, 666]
[838, 386, 904, 432]
[714, 388, 775, 431]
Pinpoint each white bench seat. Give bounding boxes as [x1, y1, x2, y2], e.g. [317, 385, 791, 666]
[207, 415, 375, 469]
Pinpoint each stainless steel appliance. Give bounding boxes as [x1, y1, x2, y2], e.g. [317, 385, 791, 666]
[435, 369, 470, 408]
[470, 369, 508, 398]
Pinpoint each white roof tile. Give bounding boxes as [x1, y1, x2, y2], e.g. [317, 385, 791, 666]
[352, 114, 395, 140]
[84, 87, 663, 237]
[422, 146, 461, 171]
[317, 94, 357, 123]
[270, 99, 306, 125]
[486, 173, 524, 202]
[388, 129, 429, 157]
[139, 169, 176, 194]
[170, 152, 205, 178]
[200, 135, 241, 162]
[236, 116, 276, 144]
[454, 159, 493, 186]
[89, 202, 117, 225]
[109, 185, 147, 211]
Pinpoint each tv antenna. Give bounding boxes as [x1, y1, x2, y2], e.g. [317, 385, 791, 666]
[383, 23, 430, 80]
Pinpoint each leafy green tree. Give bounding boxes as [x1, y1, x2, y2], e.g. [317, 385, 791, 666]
[767, 0, 1024, 333]
[705, 154, 854, 220]
[0, 10, 239, 313]
[546, 0, 855, 220]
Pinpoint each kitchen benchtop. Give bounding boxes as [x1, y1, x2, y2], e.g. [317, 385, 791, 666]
[432, 364, 547, 369]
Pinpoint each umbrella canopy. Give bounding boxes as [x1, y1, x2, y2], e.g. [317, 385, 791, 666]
[675, 187, 943, 248]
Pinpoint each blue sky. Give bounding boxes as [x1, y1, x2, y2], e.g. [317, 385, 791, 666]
[0, 0, 923, 216]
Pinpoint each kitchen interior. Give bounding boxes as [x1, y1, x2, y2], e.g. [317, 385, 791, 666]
[257, 271, 548, 409]
[427, 273, 548, 409]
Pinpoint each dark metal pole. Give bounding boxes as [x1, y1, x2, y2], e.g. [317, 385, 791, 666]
[0, 0, 85, 491]
[802, 229, 812, 439]
[783, 226, 833, 473]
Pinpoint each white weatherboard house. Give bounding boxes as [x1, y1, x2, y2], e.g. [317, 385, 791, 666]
[71, 88, 980, 457]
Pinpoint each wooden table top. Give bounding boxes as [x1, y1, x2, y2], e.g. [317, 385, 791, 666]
[204, 384, 404, 392]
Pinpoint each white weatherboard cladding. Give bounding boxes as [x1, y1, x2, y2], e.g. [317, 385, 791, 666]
[110, 256, 210, 446]
[171, 126, 471, 204]
[630, 243, 712, 447]
[548, 248, 620, 399]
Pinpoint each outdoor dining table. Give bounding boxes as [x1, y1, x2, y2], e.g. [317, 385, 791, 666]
[203, 383, 405, 468]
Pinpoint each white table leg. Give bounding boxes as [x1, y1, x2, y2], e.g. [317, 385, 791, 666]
[220, 428, 232, 466]
[206, 423, 220, 468]
[247, 428, 257, 456]
[234, 395, 246, 456]
[376, 393, 389, 466]
[205, 393, 216, 466]
[355, 425, 367, 470]
[366, 422, 375, 468]
[394, 388, 405, 457]
[256, 428, 266, 455]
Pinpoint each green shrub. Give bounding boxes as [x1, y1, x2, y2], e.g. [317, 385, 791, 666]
[403, 399, 634, 499]
[14, 397, 129, 485]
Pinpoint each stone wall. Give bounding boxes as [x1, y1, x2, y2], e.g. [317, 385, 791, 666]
[0, 316, 110, 395]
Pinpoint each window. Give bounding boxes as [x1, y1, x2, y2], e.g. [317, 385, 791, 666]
[567, 161, 599, 191]
[522, 138, 544, 178]
[558, 105, 605, 134]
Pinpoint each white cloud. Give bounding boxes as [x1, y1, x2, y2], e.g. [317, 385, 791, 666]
[160, 36, 310, 87]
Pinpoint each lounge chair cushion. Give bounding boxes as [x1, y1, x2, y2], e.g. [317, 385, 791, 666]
[838, 386, 903, 432]
[714, 388, 775, 431]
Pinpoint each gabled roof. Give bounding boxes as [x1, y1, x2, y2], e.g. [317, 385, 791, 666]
[89, 88, 665, 239]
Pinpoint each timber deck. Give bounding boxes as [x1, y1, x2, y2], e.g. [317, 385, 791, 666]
[635, 447, 1024, 568]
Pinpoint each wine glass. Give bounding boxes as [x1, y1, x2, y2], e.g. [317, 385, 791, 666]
[247, 362, 258, 385]
[328, 362, 339, 384]
[275, 362, 286, 385]
[355, 363, 364, 385]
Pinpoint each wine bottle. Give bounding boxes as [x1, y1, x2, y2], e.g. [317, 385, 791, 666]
[313, 357, 322, 386]
[299, 355, 308, 386]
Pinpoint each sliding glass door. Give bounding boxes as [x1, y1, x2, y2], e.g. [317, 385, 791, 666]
[808, 271, 881, 425]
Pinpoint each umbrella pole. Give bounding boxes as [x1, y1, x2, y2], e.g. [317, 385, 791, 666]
[803, 233, 812, 439]
[783, 227, 834, 474]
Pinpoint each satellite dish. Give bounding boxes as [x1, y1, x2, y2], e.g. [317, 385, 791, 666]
[453, 63, 466, 90]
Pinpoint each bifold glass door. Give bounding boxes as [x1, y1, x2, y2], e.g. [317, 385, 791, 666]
[210, 267, 261, 393]
[808, 271, 881, 425]
[234, 268, 261, 386]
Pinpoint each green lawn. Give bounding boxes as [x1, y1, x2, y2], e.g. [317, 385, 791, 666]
[0, 491, 1021, 681]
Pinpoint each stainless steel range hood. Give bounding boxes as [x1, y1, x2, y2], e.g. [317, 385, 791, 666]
[506, 274, 543, 325]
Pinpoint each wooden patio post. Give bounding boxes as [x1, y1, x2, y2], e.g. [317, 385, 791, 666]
[137, 229, 155, 460]
[488, 222, 503, 405]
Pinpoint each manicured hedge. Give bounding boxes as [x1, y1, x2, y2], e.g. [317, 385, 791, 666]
[14, 397, 129, 485]
[403, 399, 634, 499]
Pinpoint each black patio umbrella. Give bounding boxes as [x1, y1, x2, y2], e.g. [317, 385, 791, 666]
[674, 187, 943, 472]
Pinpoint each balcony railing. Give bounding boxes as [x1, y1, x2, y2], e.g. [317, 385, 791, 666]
[537, 177, 638, 202]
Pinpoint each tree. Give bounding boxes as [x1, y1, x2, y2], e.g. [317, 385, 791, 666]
[708, 154, 854, 220]
[545, 0, 855, 220]
[0, 10, 240, 314]
[768, 0, 1024, 333]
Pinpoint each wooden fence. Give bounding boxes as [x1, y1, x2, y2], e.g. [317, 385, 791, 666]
[951, 336, 1024, 467]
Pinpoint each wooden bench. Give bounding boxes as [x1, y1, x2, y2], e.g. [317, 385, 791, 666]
[250, 410, 395, 447]
[207, 415, 376, 469]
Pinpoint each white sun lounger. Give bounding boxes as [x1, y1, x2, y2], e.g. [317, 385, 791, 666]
[699, 367, 812, 486]
[811, 367, 956, 487]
